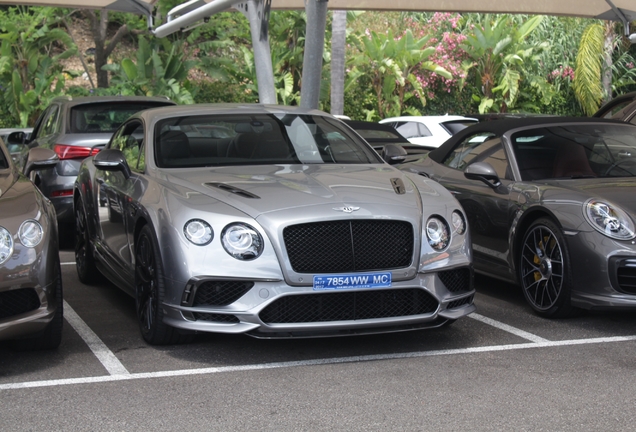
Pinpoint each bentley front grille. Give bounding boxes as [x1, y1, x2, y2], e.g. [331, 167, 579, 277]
[0, 288, 41, 319]
[259, 288, 438, 324]
[438, 267, 473, 293]
[283, 220, 414, 273]
[191, 281, 254, 306]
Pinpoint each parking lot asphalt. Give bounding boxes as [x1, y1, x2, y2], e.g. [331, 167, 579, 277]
[2, 249, 636, 431]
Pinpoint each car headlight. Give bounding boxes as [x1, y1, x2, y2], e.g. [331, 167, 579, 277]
[222, 223, 263, 260]
[19, 220, 43, 247]
[426, 216, 450, 251]
[0, 226, 13, 264]
[184, 219, 213, 245]
[451, 211, 466, 235]
[584, 199, 635, 240]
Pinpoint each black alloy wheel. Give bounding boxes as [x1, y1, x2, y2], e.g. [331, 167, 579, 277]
[135, 225, 191, 345]
[75, 199, 99, 284]
[519, 218, 575, 318]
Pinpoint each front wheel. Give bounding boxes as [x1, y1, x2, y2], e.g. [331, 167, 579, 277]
[135, 225, 192, 345]
[518, 218, 576, 318]
[75, 199, 99, 284]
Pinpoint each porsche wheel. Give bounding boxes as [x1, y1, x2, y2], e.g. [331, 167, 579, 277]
[135, 225, 191, 345]
[519, 218, 575, 318]
[75, 199, 99, 284]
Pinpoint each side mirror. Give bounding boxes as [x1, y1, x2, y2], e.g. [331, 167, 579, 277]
[6, 131, 27, 145]
[382, 144, 408, 165]
[464, 162, 502, 188]
[93, 148, 131, 179]
[24, 147, 59, 177]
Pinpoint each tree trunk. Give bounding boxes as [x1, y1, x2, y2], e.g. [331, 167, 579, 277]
[330, 10, 346, 116]
[300, 0, 329, 109]
[601, 21, 615, 103]
[83, 9, 135, 89]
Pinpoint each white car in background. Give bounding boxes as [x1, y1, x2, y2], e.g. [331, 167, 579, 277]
[380, 115, 478, 150]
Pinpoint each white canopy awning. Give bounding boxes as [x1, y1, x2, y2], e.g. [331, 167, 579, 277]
[0, 0, 634, 21]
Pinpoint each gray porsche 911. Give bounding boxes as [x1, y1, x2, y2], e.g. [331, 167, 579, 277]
[74, 104, 474, 345]
[400, 117, 636, 318]
[0, 139, 62, 350]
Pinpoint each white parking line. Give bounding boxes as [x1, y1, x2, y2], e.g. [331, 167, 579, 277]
[63, 301, 130, 376]
[2, 334, 635, 390]
[468, 313, 550, 343]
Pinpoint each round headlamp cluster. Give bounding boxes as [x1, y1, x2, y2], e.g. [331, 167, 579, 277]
[426, 216, 450, 251]
[451, 211, 466, 235]
[19, 220, 44, 248]
[222, 223, 263, 260]
[183, 219, 264, 261]
[584, 199, 635, 240]
[0, 226, 13, 265]
[184, 219, 213, 245]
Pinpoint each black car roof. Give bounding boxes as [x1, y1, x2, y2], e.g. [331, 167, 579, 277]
[428, 116, 630, 163]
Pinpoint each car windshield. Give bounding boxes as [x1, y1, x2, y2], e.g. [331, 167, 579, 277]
[154, 113, 382, 168]
[511, 124, 636, 180]
[70, 102, 171, 134]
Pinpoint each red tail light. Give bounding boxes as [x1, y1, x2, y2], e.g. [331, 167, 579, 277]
[54, 144, 101, 160]
[50, 189, 74, 197]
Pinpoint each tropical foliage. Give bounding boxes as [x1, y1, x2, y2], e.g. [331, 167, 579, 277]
[0, 4, 634, 127]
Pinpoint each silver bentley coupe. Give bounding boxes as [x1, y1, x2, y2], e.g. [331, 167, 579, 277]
[400, 117, 636, 318]
[0, 140, 62, 350]
[74, 104, 474, 345]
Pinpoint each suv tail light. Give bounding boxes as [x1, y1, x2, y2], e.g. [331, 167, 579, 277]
[54, 144, 101, 160]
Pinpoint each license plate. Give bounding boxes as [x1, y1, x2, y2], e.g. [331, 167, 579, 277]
[313, 272, 392, 291]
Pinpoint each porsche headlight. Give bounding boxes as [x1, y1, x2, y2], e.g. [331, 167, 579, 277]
[426, 216, 450, 251]
[184, 219, 213, 245]
[222, 223, 263, 260]
[584, 199, 635, 240]
[451, 211, 466, 235]
[19, 220, 43, 247]
[0, 226, 13, 264]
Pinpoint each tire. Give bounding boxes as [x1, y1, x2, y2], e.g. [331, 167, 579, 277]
[518, 218, 576, 318]
[14, 261, 63, 351]
[75, 198, 100, 284]
[135, 225, 192, 345]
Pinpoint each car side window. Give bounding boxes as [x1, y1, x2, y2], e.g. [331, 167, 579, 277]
[416, 123, 432, 137]
[395, 122, 420, 139]
[443, 132, 511, 179]
[40, 105, 60, 137]
[110, 121, 145, 172]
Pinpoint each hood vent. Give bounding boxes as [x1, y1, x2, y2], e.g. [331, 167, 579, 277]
[390, 177, 406, 195]
[205, 182, 260, 199]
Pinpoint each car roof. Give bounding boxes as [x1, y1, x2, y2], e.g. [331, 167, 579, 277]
[51, 95, 176, 108]
[380, 115, 478, 123]
[428, 116, 631, 163]
[133, 103, 331, 123]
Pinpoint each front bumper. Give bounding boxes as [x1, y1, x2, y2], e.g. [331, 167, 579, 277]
[161, 266, 475, 338]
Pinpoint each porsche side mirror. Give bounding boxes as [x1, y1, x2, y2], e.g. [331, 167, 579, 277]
[93, 149, 131, 179]
[23, 147, 59, 177]
[382, 144, 408, 165]
[464, 162, 501, 188]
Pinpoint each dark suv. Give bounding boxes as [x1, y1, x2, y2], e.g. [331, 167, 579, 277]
[20, 96, 176, 230]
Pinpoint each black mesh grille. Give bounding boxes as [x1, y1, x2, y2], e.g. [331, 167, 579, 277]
[0, 288, 41, 319]
[438, 267, 473, 293]
[193, 281, 254, 306]
[617, 265, 636, 294]
[259, 288, 438, 324]
[447, 295, 474, 309]
[193, 313, 240, 323]
[283, 220, 414, 273]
